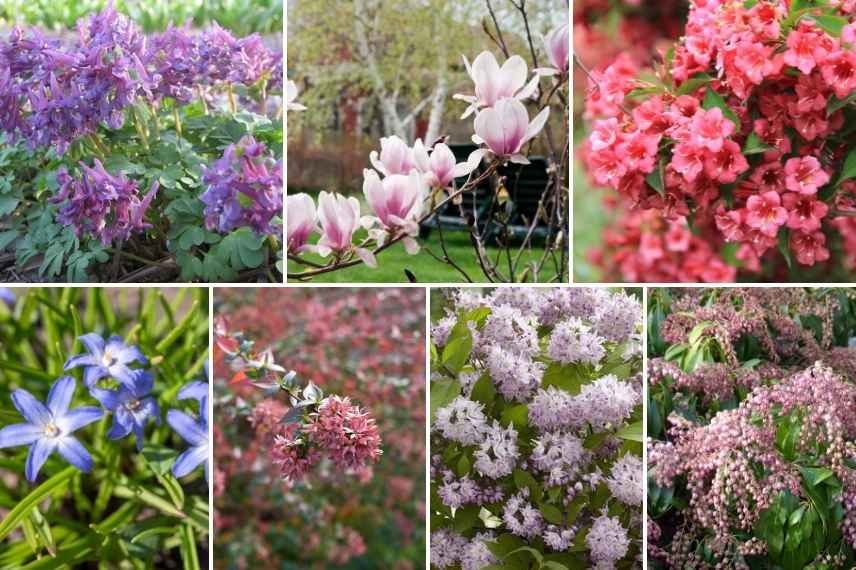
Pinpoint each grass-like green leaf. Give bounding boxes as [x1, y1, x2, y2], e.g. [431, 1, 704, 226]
[0, 466, 76, 542]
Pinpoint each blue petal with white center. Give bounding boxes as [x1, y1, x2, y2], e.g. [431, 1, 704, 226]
[64, 333, 147, 389]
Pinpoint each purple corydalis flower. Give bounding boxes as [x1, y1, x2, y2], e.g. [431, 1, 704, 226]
[64, 333, 147, 389]
[471, 97, 550, 165]
[455, 51, 540, 119]
[90, 369, 159, 451]
[51, 160, 159, 246]
[200, 135, 283, 236]
[168, 396, 209, 481]
[286, 193, 316, 253]
[0, 376, 102, 481]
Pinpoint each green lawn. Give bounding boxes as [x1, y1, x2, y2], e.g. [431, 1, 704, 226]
[288, 229, 562, 283]
[573, 159, 610, 283]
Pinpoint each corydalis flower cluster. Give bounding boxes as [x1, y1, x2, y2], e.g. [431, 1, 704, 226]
[201, 135, 283, 236]
[52, 159, 159, 245]
[270, 395, 382, 482]
[0, 5, 282, 154]
[431, 288, 642, 567]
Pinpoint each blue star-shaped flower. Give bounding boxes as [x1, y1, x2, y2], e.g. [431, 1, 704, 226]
[0, 288, 15, 308]
[64, 333, 147, 388]
[0, 376, 103, 481]
[167, 395, 208, 482]
[90, 370, 159, 451]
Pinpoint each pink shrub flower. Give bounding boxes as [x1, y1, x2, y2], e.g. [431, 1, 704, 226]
[782, 192, 828, 233]
[471, 97, 549, 164]
[790, 229, 830, 266]
[455, 51, 539, 118]
[820, 49, 856, 100]
[689, 107, 735, 152]
[306, 396, 382, 471]
[745, 191, 787, 237]
[286, 193, 316, 253]
[784, 23, 830, 74]
[784, 156, 829, 195]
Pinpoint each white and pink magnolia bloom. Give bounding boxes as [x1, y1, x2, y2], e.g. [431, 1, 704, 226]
[412, 140, 480, 189]
[315, 191, 377, 266]
[535, 24, 569, 76]
[471, 98, 550, 164]
[286, 80, 306, 112]
[454, 51, 540, 118]
[286, 193, 316, 253]
[362, 169, 425, 254]
[369, 135, 417, 176]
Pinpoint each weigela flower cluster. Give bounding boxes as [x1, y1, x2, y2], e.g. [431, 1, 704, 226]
[648, 287, 856, 568]
[583, 0, 856, 281]
[430, 287, 643, 570]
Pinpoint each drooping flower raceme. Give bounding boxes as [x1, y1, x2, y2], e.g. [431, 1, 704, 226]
[200, 135, 283, 236]
[65, 333, 147, 389]
[90, 369, 159, 451]
[51, 160, 159, 246]
[167, 395, 209, 481]
[0, 376, 102, 481]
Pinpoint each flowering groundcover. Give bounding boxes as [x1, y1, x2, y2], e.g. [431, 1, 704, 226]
[0, 4, 283, 282]
[213, 287, 426, 568]
[647, 288, 856, 569]
[0, 287, 210, 567]
[430, 287, 643, 570]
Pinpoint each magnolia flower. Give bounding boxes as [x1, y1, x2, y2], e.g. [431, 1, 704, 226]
[535, 24, 569, 75]
[286, 193, 317, 253]
[362, 169, 425, 253]
[316, 191, 377, 267]
[454, 51, 540, 118]
[412, 140, 480, 190]
[286, 80, 306, 111]
[471, 98, 550, 164]
[369, 135, 417, 176]
[0, 376, 103, 481]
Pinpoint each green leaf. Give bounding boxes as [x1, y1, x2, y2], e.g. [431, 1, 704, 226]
[645, 162, 665, 198]
[808, 14, 848, 36]
[0, 467, 76, 541]
[675, 73, 713, 96]
[513, 469, 540, 499]
[778, 227, 793, 270]
[113, 483, 187, 519]
[800, 466, 834, 488]
[507, 546, 543, 564]
[0, 230, 17, 251]
[542, 363, 588, 395]
[703, 87, 741, 131]
[178, 523, 200, 570]
[454, 504, 480, 533]
[430, 378, 461, 423]
[501, 404, 529, 430]
[470, 374, 495, 407]
[539, 503, 564, 525]
[743, 132, 775, 155]
[827, 92, 856, 115]
[442, 330, 472, 375]
[27, 507, 55, 556]
[615, 421, 643, 442]
[838, 148, 856, 186]
[155, 300, 200, 353]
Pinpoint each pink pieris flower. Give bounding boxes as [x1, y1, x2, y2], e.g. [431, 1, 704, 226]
[286, 80, 305, 111]
[369, 135, 417, 177]
[535, 23, 569, 76]
[286, 193, 316, 253]
[315, 191, 376, 267]
[362, 169, 425, 254]
[455, 51, 540, 118]
[412, 140, 480, 190]
[745, 191, 787, 237]
[471, 98, 550, 165]
[689, 107, 735, 153]
[784, 156, 829, 195]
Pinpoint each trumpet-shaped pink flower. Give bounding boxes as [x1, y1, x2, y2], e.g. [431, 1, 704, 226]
[535, 24, 569, 76]
[784, 156, 829, 195]
[362, 169, 424, 234]
[369, 135, 417, 177]
[286, 193, 316, 253]
[689, 107, 735, 153]
[316, 191, 360, 255]
[790, 230, 830, 266]
[472, 98, 549, 164]
[782, 193, 828, 233]
[455, 51, 539, 118]
[745, 191, 787, 237]
[820, 49, 856, 100]
[412, 140, 480, 189]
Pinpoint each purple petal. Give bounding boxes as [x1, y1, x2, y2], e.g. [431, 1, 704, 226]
[25, 438, 57, 482]
[172, 445, 207, 478]
[57, 437, 93, 473]
[63, 354, 97, 370]
[84, 366, 109, 388]
[107, 414, 132, 440]
[0, 423, 43, 448]
[47, 376, 76, 417]
[11, 389, 51, 427]
[110, 365, 139, 390]
[167, 410, 206, 446]
[200, 396, 208, 428]
[78, 333, 105, 356]
[89, 387, 121, 411]
[177, 381, 208, 402]
[56, 407, 103, 433]
[129, 370, 154, 398]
